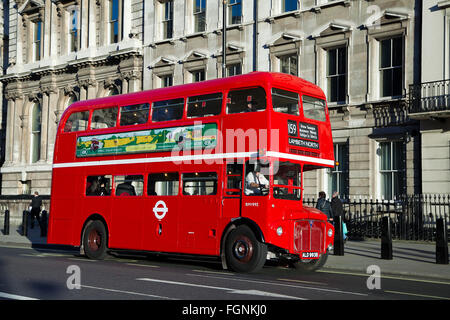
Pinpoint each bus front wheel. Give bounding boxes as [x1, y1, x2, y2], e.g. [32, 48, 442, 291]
[82, 220, 108, 260]
[225, 225, 267, 273]
[292, 252, 328, 272]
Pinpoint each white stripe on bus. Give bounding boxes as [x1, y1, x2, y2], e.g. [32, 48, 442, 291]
[52, 151, 335, 169]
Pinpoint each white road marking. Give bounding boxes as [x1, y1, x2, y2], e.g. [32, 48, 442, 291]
[0, 291, 38, 300]
[186, 273, 368, 297]
[136, 278, 305, 300]
[81, 285, 176, 300]
[384, 290, 450, 300]
[318, 269, 450, 285]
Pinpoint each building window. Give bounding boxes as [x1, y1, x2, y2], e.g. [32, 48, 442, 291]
[282, 0, 298, 12]
[327, 143, 349, 198]
[31, 103, 41, 163]
[162, 1, 174, 39]
[109, 0, 121, 43]
[227, 63, 242, 76]
[33, 20, 42, 61]
[194, 0, 206, 33]
[192, 69, 205, 82]
[380, 37, 403, 97]
[228, 0, 242, 25]
[379, 141, 405, 200]
[69, 9, 79, 52]
[327, 47, 347, 103]
[160, 74, 173, 88]
[280, 54, 298, 76]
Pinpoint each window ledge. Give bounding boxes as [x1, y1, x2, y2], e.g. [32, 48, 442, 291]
[311, 0, 351, 14]
[181, 31, 208, 41]
[265, 10, 301, 24]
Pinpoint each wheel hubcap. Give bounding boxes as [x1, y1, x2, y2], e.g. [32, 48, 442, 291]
[233, 236, 254, 262]
[88, 229, 102, 251]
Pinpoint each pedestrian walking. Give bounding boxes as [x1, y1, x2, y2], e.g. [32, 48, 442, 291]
[29, 191, 43, 229]
[331, 191, 347, 240]
[316, 191, 333, 220]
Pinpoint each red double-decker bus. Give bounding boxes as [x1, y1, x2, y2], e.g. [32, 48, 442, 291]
[48, 72, 335, 273]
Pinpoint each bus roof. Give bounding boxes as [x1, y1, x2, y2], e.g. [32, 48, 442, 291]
[63, 72, 326, 114]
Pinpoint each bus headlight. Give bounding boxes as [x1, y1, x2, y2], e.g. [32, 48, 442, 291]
[276, 227, 283, 236]
[327, 228, 333, 237]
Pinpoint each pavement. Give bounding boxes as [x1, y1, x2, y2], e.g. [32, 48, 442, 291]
[0, 221, 449, 281]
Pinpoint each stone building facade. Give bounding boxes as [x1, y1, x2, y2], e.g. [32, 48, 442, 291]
[408, 0, 450, 194]
[0, 0, 143, 195]
[0, 0, 424, 200]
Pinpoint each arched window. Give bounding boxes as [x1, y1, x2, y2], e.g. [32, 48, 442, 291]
[67, 94, 77, 107]
[107, 87, 120, 96]
[30, 103, 41, 163]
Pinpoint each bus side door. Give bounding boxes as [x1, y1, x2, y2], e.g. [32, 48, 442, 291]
[178, 171, 220, 255]
[222, 162, 243, 219]
[143, 172, 180, 253]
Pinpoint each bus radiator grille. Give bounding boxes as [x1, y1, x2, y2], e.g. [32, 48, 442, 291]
[293, 220, 325, 253]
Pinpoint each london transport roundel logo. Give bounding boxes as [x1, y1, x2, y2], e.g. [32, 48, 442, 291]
[153, 200, 168, 220]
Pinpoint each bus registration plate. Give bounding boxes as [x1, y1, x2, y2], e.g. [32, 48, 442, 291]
[301, 252, 319, 259]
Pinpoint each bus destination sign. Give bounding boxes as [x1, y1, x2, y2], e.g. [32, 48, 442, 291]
[287, 120, 319, 149]
[76, 123, 217, 157]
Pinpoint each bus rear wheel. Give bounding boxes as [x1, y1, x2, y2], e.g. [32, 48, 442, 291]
[225, 225, 267, 273]
[82, 220, 108, 260]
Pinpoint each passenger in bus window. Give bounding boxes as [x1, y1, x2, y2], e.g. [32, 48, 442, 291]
[64, 119, 73, 132]
[245, 166, 269, 196]
[98, 177, 110, 196]
[116, 176, 136, 196]
[86, 177, 99, 196]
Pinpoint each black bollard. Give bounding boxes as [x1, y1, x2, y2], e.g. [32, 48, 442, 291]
[22, 210, 29, 236]
[40, 210, 48, 237]
[381, 216, 393, 260]
[333, 215, 344, 256]
[3, 210, 9, 235]
[436, 218, 449, 265]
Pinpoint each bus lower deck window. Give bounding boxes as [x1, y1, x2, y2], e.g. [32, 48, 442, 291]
[148, 173, 179, 196]
[182, 172, 217, 195]
[86, 175, 112, 196]
[114, 175, 144, 196]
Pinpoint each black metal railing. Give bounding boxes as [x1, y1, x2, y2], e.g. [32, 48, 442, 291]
[409, 79, 450, 114]
[303, 194, 450, 242]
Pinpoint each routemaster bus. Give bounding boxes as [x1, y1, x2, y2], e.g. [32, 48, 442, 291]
[48, 72, 335, 273]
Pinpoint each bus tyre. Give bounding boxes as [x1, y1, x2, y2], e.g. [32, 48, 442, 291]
[292, 252, 328, 272]
[225, 225, 267, 273]
[83, 220, 108, 260]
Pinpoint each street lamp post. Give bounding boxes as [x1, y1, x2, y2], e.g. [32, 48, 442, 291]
[222, 0, 227, 78]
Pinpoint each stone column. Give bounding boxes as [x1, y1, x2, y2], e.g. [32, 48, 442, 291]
[89, 0, 97, 48]
[47, 89, 59, 163]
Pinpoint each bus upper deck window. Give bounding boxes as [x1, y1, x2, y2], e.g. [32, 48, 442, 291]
[120, 103, 149, 126]
[64, 111, 89, 132]
[302, 95, 326, 122]
[91, 107, 118, 129]
[187, 93, 222, 118]
[226, 87, 266, 114]
[152, 98, 184, 122]
[272, 88, 299, 115]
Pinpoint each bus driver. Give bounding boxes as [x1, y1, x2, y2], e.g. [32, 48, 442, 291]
[245, 166, 269, 196]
